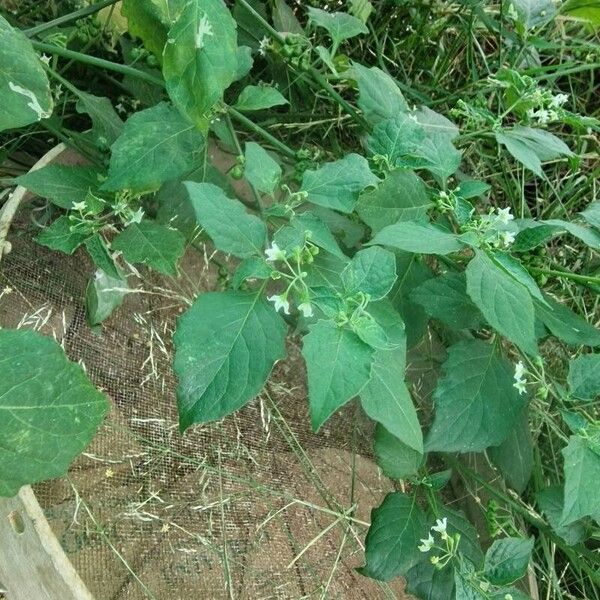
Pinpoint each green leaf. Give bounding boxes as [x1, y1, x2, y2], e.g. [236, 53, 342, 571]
[0, 329, 108, 497]
[272, 0, 303, 33]
[163, 0, 238, 129]
[301, 153, 379, 213]
[410, 271, 484, 330]
[414, 106, 460, 140]
[495, 126, 573, 176]
[37, 216, 89, 254]
[112, 220, 185, 275]
[0, 15, 53, 132]
[543, 218, 600, 250]
[483, 536, 534, 586]
[233, 84, 288, 111]
[581, 200, 600, 229]
[305, 250, 349, 291]
[351, 63, 408, 126]
[290, 212, 345, 259]
[374, 424, 423, 479]
[489, 409, 533, 493]
[307, 7, 368, 46]
[568, 354, 600, 400]
[234, 45, 253, 80]
[426, 340, 525, 452]
[244, 142, 281, 195]
[302, 321, 373, 431]
[534, 293, 600, 346]
[405, 560, 454, 600]
[102, 102, 204, 192]
[84, 235, 120, 279]
[408, 133, 462, 184]
[490, 251, 547, 305]
[186, 181, 266, 257]
[367, 114, 424, 166]
[16, 164, 103, 210]
[75, 91, 124, 146]
[370, 221, 465, 255]
[466, 250, 538, 356]
[356, 169, 431, 233]
[231, 256, 272, 289]
[562, 0, 600, 26]
[536, 485, 587, 546]
[511, 0, 557, 28]
[349, 0, 374, 22]
[560, 431, 600, 525]
[341, 246, 397, 300]
[512, 223, 558, 252]
[359, 492, 428, 580]
[86, 269, 129, 326]
[174, 290, 287, 429]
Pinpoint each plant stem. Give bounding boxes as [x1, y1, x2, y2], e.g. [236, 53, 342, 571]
[25, 0, 121, 37]
[529, 266, 600, 287]
[31, 41, 165, 87]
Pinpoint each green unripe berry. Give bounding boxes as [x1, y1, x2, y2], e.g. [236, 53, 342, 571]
[230, 165, 244, 179]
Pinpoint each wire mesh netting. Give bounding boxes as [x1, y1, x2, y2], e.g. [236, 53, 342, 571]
[0, 209, 415, 599]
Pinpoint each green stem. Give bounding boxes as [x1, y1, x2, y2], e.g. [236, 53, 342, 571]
[529, 266, 600, 287]
[25, 0, 121, 37]
[31, 41, 165, 87]
[236, 0, 286, 44]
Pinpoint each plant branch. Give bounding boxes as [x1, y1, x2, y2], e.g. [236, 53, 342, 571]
[529, 266, 600, 287]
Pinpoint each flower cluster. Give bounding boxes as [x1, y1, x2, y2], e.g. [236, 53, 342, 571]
[462, 206, 517, 249]
[418, 517, 460, 569]
[513, 361, 528, 395]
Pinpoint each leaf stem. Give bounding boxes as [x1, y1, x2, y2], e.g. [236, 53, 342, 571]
[24, 0, 121, 37]
[529, 266, 600, 287]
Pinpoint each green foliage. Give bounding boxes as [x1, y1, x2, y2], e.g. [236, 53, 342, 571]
[0, 329, 108, 496]
[567, 354, 600, 399]
[483, 536, 534, 585]
[233, 84, 288, 111]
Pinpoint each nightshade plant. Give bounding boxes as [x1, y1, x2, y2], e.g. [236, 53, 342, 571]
[1, 0, 600, 598]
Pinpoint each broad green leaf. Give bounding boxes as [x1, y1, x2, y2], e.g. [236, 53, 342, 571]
[232, 256, 272, 289]
[16, 164, 103, 210]
[359, 492, 428, 580]
[567, 354, 600, 400]
[37, 216, 89, 254]
[112, 220, 185, 275]
[367, 115, 424, 166]
[356, 169, 431, 233]
[301, 153, 379, 213]
[511, 0, 557, 28]
[350, 0, 374, 22]
[84, 235, 120, 279]
[438, 507, 484, 566]
[302, 321, 373, 431]
[414, 106, 459, 140]
[163, 0, 238, 129]
[244, 142, 281, 195]
[352, 315, 397, 350]
[174, 290, 287, 429]
[0, 329, 108, 497]
[512, 223, 558, 252]
[305, 250, 349, 291]
[272, 0, 303, 33]
[490, 251, 547, 304]
[290, 212, 345, 259]
[233, 84, 288, 111]
[390, 252, 433, 346]
[311, 205, 366, 247]
[351, 63, 408, 126]
[495, 126, 573, 176]
[234, 45, 254, 80]
[410, 272, 484, 330]
[75, 91, 124, 146]
[86, 269, 128, 326]
[0, 15, 53, 132]
[361, 345, 422, 452]
[543, 218, 600, 250]
[454, 561, 484, 600]
[536, 485, 587, 546]
[560, 431, 600, 525]
[534, 293, 600, 346]
[273, 226, 305, 255]
[186, 181, 266, 257]
[489, 409, 533, 493]
[408, 133, 462, 184]
[103, 103, 204, 192]
[370, 221, 465, 255]
[457, 180, 491, 199]
[341, 246, 397, 300]
[581, 200, 600, 229]
[405, 560, 454, 600]
[426, 340, 525, 452]
[466, 250, 538, 356]
[562, 0, 600, 26]
[374, 423, 423, 479]
[307, 7, 368, 46]
[483, 537, 534, 586]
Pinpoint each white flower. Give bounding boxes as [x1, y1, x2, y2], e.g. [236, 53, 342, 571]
[500, 230, 516, 247]
[513, 361, 527, 395]
[535, 108, 550, 124]
[265, 241, 286, 262]
[258, 36, 271, 57]
[418, 533, 434, 552]
[40, 54, 51, 65]
[550, 93, 568, 108]
[72, 201, 87, 212]
[126, 207, 145, 225]
[268, 294, 290, 315]
[431, 517, 447, 534]
[495, 206, 514, 225]
[298, 302, 313, 318]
